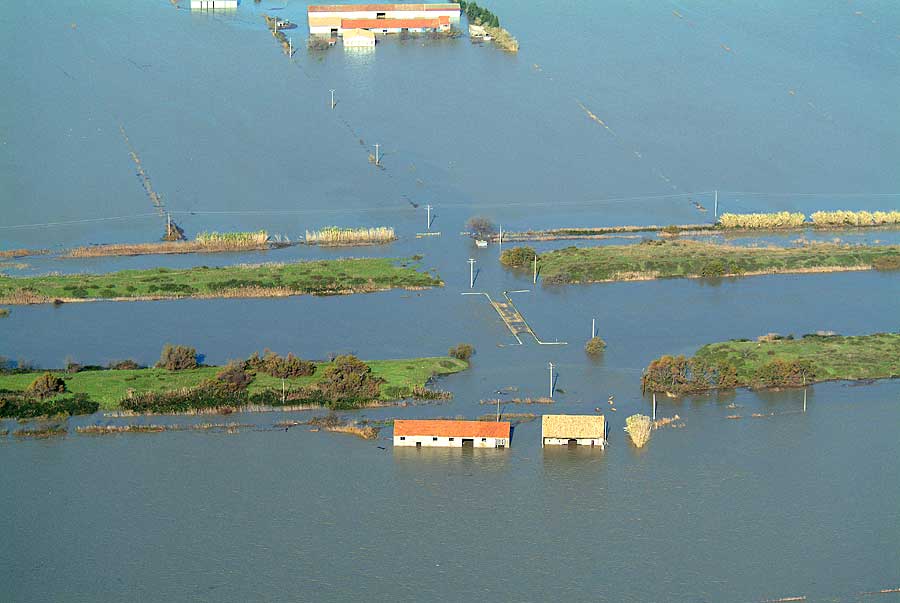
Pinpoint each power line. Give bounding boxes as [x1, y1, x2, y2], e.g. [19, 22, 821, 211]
[0, 213, 160, 231]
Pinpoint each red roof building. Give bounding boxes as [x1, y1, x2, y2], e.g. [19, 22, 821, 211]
[393, 419, 511, 448]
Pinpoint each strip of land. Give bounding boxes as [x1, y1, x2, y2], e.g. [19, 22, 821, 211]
[0, 258, 441, 304]
[0, 357, 467, 413]
[527, 241, 900, 284]
[642, 332, 900, 394]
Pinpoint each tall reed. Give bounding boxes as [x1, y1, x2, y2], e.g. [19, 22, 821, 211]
[810, 210, 900, 227]
[717, 212, 805, 229]
[305, 227, 396, 246]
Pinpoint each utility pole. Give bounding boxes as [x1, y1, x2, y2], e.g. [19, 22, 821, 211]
[468, 258, 476, 289]
[652, 393, 657, 421]
[548, 362, 554, 398]
[496, 398, 500, 422]
[374, 143, 380, 166]
[591, 318, 596, 339]
[533, 253, 538, 284]
[803, 388, 807, 413]
[498, 223, 502, 252]
[289, 37, 292, 56]
[425, 204, 432, 231]
[282, 378, 286, 403]
[330, 89, 335, 110]
[714, 189, 719, 219]
[166, 212, 171, 238]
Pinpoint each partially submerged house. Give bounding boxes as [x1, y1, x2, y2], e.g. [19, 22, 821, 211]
[393, 419, 511, 448]
[343, 28, 376, 47]
[190, 0, 237, 9]
[541, 414, 606, 448]
[308, 3, 460, 36]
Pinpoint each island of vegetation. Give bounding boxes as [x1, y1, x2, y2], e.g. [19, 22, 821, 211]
[459, 0, 518, 52]
[505, 241, 900, 284]
[0, 257, 441, 305]
[641, 332, 900, 395]
[492, 210, 900, 242]
[0, 345, 471, 418]
[65, 231, 287, 258]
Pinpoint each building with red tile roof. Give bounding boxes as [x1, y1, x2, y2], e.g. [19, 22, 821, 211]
[393, 419, 511, 448]
[308, 3, 459, 35]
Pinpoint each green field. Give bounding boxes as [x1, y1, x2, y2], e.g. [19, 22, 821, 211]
[0, 357, 468, 410]
[693, 333, 900, 384]
[0, 258, 441, 304]
[530, 241, 900, 284]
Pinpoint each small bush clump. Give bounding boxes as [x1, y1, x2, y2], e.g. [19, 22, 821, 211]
[500, 246, 537, 268]
[216, 361, 253, 391]
[26, 372, 66, 399]
[109, 359, 141, 370]
[753, 359, 816, 388]
[156, 344, 198, 371]
[448, 344, 474, 361]
[246, 350, 316, 378]
[584, 337, 606, 356]
[318, 355, 384, 406]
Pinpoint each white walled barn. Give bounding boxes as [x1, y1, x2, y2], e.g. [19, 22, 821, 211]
[308, 3, 460, 36]
[393, 420, 511, 448]
[542, 415, 607, 448]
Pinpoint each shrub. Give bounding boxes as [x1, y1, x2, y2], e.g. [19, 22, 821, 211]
[466, 216, 496, 239]
[448, 344, 474, 361]
[318, 355, 383, 406]
[584, 337, 606, 356]
[873, 255, 900, 271]
[216, 361, 253, 391]
[109, 359, 141, 370]
[156, 344, 198, 371]
[246, 350, 316, 378]
[26, 373, 66, 399]
[641, 355, 738, 393]
[500, 246, 537, 268]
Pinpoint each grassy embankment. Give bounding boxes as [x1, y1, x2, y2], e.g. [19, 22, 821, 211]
[527, 240, 900, 284]
[0, 357, 468, 411]
[0, 257, 441, 305]
[642, 333, 900, 394]
[496, 210, 900, 242]
[65, 231, 283, 258]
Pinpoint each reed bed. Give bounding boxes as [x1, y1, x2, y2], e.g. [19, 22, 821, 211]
[76, 422, 250, 434]
[305, 227, 396, 246]
[13, 425, 67, 438]
[0, 249, 49, 259]
[810, 210, 900, 227]
[625, 414, 652, 448]
[652, 415, 683, 429]
[323, 424, 380, 439]
[717, 212, 806, 229]
[67, 231, 273, 258]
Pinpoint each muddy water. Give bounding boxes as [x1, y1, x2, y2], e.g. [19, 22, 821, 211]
[2, 0, 899, 600]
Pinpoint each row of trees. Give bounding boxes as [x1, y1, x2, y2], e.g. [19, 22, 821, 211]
[459, 0, 500, 28]
[641, 354, 815, 394]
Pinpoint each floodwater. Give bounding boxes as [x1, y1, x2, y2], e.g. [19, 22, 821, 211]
[2, 0, 899, 600]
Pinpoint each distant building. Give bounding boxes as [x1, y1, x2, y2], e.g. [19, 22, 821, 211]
[393, 419, 511, 448]
[541, 414, 606, 448]
[343, 28, 377, 47]
[190, 0, 237, 9]
[308, 3, 460, 36]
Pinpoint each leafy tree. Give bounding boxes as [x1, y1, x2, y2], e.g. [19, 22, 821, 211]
[216, 361, 253, 391]
[449, 344, 474, 361]
[466, 216, 497, 240]
[500, 246, 537, 268]
[156, 344, 198, 371]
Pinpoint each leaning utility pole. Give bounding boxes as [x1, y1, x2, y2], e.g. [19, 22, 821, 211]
[533, 253, 538, 284]
[374, 144, 380, 166]
[468, 258, 476, 289]
[425, 204, 432, 231]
